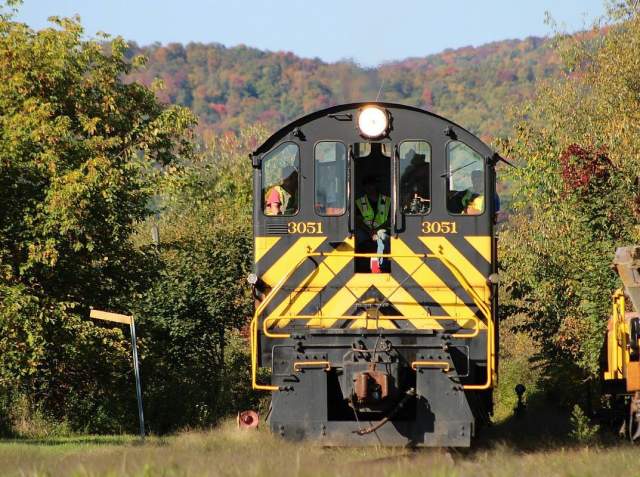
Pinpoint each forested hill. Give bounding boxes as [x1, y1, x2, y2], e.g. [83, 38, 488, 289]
[125, 36, 560, 141]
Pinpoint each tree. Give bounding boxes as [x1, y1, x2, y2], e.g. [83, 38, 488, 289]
[131, 126, 267, 432]
[498, 1, 640, 403]
[0, 5, 196, 433]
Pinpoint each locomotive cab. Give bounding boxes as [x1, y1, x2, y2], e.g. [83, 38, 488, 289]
[250, 103, 498, 446]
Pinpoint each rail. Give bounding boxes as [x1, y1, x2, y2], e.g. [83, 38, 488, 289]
[250, 250, 494, 391]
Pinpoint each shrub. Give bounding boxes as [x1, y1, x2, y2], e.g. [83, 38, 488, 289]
[569, 404, 600, 443]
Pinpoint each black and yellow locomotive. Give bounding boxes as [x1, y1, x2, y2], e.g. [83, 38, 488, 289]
[249, 103, 499, 446]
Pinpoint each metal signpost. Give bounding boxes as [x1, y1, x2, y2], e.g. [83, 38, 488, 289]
[90, 309, 145, 440]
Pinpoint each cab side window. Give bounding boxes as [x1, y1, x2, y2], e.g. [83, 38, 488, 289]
[315, 141, 346, 216]
[399, 141, 431, 215]
[262, 142, 300, 216]
[446, 141, 485, 215]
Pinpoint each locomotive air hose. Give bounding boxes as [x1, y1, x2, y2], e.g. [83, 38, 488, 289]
[352, 387, 416, 436]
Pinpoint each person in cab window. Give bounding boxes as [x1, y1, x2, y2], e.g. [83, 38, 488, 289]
[265, 166, 298, 215]
[356, 175, 390, 273]
[400, 149, 430, 214]
[462, 169, 484, 215]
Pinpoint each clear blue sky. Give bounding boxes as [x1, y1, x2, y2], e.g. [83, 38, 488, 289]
[15, 0, 606, 66]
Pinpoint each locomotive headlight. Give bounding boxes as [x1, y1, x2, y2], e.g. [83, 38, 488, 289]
[357, 106, 389, 138]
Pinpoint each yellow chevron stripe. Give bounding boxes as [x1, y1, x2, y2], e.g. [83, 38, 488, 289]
[392, 238, 479, 329]
[350, 275, 437, 329]
[270, 238, 355, 328]
[254, 236, 281, 263]
[419, 236, 489, 289]
[260, 236, 489, 333]
[261, 236, 326, 287]
[317, 273, 443, 330]
[465, 236, 492, 263]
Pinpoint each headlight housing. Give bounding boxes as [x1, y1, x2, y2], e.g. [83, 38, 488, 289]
[357, 106, 389, 138]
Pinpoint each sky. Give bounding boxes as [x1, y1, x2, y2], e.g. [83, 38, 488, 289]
[15, 0, 607, 67]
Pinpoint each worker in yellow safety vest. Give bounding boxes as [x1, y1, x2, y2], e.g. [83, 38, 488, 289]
[265, 166, 298, 215]
[356, 175, 391, 272]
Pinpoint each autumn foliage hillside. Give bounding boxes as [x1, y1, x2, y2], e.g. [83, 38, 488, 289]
[125, 36, 561, 141]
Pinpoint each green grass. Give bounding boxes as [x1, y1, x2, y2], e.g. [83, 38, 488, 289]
[0, 420, 638, 477]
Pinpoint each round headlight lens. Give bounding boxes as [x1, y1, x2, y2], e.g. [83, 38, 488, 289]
[357, 106, 388, 138]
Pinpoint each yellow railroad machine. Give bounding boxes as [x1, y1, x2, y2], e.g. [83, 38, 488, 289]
[248, 103, 501, 446]
[604, 246, 640, 440]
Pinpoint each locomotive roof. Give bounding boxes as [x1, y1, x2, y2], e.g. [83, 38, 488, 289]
[252, 102, 487, 156]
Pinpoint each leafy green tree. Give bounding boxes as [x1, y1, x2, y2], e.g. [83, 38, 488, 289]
[0, 4, 196, 433]
[498, 2, 640, 403]
[131, 126, 267, 432]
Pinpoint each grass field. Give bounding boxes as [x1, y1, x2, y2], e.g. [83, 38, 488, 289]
[0, 419, 638, 477]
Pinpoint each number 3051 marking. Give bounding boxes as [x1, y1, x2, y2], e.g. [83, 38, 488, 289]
[422, 221, 458, 234]
[287, 221, 324, 234]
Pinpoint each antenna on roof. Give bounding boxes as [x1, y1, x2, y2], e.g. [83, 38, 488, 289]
[375, 78, 386, 102]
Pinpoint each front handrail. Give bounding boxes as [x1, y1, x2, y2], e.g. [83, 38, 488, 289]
[251, 253, 316, 391]
[435, 251, 494, 390]
[251, 249, 494, 391]
[263, 315, 480, 339]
